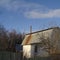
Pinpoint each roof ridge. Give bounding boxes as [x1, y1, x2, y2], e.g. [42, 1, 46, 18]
[26, 27, 59, 35]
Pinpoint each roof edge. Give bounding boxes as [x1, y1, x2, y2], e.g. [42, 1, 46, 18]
[26, 27, 59, 35]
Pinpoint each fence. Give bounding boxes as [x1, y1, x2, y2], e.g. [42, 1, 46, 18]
[23, 54, 60, 60]
[0, 51, 60, 60]
[0, 51, 23, 60]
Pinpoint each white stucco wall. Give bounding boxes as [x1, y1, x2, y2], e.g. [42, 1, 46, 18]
[37, 45, 49, 57]
[23, 44, 49, 58]
[31, 44, 49, 57]
[23, 45, 31, 58]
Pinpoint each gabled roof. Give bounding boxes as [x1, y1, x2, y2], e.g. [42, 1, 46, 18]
[22, 27, 59, 45]
[26, 27, 59, 35]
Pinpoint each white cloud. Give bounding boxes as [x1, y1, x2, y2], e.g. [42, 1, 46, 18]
[24, 9, 60, 18]
[0, 0, 60, 18]
[0, 0, 44, 12]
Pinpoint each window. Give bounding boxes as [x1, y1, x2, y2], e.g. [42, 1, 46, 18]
[34, 45, 37, 53]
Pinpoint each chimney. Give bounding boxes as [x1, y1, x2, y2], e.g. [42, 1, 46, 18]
[30, 26, 32, 34]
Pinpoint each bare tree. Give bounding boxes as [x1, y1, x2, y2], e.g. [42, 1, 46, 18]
[38, 32, 60, 60]
[7, 30, 25, 52]
[37, 33, 56, 55]
[0, 24, 8, 50]
[0, 24, 25, 52]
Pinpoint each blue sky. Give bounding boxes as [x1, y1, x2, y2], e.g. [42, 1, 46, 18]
[0, 0, 60, 33]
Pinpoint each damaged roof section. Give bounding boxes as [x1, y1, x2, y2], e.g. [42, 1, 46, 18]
[25, 34, 32, 45]
[22, 27, 59, 45]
